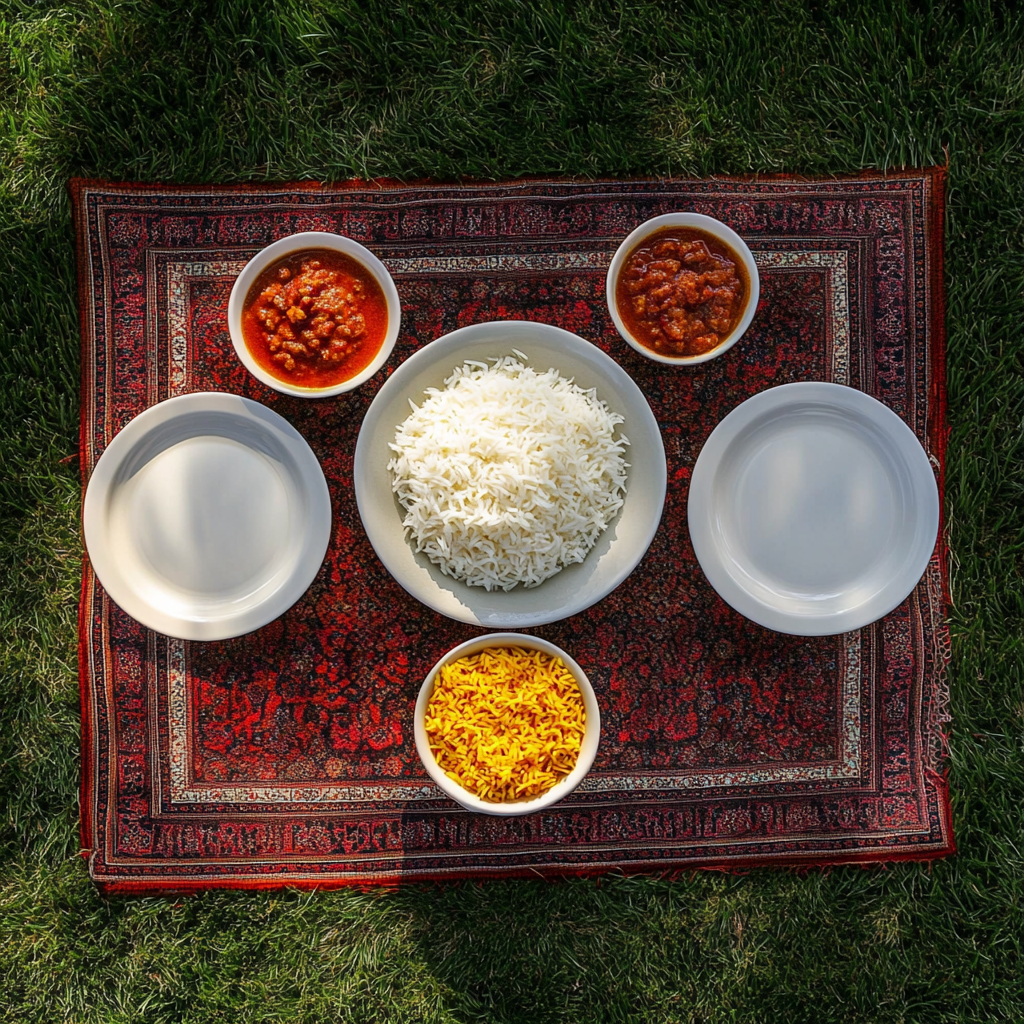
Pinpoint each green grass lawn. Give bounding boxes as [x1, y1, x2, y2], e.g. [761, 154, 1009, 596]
[2, 1, 1023, 1021]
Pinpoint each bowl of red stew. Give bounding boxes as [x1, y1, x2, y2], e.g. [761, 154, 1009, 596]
[606, 213, 759, 365]
[228, 231, 400, 397]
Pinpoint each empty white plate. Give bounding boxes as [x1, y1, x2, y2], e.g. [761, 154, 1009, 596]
[687, 382, 939, 635]
[83, 392, 332, 640]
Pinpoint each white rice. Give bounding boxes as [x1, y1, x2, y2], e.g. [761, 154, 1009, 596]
[388, 352, 629, 591]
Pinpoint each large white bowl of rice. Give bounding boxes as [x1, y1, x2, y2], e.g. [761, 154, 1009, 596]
[354, 320, 667, 627]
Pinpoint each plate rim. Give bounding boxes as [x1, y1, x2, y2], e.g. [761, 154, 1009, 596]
[83, 391, 332, 641]
[687, 381, 939, 636]
[353, 320, 668, 626]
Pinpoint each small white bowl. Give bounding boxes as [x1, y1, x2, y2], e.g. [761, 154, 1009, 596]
[606, 213, 760, 365]
[414, 633, 601, 816]
[227, 231, 401, 398]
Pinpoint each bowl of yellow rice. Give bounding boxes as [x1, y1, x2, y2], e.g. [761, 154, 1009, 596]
[414, 633, 601, 815]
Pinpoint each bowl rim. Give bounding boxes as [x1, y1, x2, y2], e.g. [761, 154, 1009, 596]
[413, 632, 602, 816]
[227, 230, 401, 398]
[605, 212, 760, 365]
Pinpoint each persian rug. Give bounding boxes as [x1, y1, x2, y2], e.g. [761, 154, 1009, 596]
[73, 172, 953, 893]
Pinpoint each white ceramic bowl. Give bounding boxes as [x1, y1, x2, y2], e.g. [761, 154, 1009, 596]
[353, 320, 667, 627]
[606, 212, 760, 365]
[227, 231, 401, 397]
[414, 633, 601, 816]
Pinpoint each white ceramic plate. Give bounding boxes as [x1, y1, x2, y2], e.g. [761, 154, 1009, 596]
[688, 382, 939, 636]
[83, 392, 332, 640]
[354, 320, 667, 627]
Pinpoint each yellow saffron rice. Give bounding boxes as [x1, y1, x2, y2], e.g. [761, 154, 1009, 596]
[424, 646, 586, 803]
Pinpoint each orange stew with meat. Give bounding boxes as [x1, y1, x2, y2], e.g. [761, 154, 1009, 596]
[242, 248, 388, 388]
[616, 227, 748, 357]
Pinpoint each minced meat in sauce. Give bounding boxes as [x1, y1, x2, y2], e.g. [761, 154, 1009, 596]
[242, 248, 388, 388]
[616, 227, 748, 357]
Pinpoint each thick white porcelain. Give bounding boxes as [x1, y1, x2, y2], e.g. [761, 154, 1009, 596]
[606, 212, 760, 365]
[353, 320, 667, 627]
[83, 392, 332, 640]
[688, 382, 939, 635]
[414, 633, 601, 816]
[227, 231, 400, 397]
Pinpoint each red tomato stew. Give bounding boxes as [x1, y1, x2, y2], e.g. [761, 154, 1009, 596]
[615, 227, 749, 358]
[242, 249, 388, 388]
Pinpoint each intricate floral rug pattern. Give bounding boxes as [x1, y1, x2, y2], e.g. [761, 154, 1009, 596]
[73, 173, 953, 892]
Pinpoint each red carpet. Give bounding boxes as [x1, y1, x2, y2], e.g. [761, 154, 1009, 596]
[73, 172, 953, 892]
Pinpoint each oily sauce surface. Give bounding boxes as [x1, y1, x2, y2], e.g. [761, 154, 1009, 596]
[242, 248, 388, 388]
[616, 227, 748, 357]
